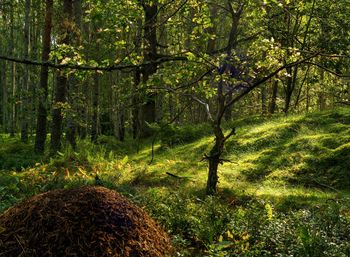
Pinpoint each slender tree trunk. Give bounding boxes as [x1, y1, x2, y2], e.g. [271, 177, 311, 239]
[206, 78, 227, 195]
[50, 0, 73, 154]
[21, 0, 31, 143]
[34, 0, 53, 153]
[206, 124, 225, 195]
[91, 74, 100, 143]
[118, 106, 126, 142]
[9, 8, 15, 137]
[65, 0, 82, 150]
[132, 68, 141, 139]
[268, 80, 278, 114]
[1, 60, 7, 132]
[168, 94, 175, 122]
[224, 92, 233, 120]
[132, 18, 142, 139]
[294, 66, 310, 111]
[261, 84, 267, 115]
[140, 1, 158, 137]
[10, 63, 16, 137]
[306, 84, 310, 112]
[50, 74, 68, 152]
[318, 69, 326, 111]
[283, 66, 298, 114]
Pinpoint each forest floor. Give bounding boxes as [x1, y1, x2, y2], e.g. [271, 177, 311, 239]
[1, 108, 350, 256]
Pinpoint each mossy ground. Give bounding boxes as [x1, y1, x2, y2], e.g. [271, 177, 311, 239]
[1, 108, 350, 256]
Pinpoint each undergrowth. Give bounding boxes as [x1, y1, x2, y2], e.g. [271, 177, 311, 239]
[1, 108, 350, 256]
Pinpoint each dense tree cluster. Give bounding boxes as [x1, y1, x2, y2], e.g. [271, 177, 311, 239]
[0, 0, 349, 193]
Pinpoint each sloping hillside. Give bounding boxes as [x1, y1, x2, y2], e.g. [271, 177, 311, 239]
[1, 108, 350, 256]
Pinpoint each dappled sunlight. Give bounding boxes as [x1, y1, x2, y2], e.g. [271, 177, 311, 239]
[1, 108, 350, 256]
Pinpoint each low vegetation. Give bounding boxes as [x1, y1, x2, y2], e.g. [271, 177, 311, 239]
[1, 108, 350, 256]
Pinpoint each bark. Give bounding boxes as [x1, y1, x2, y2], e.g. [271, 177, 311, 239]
[132, 68, 141, 139]
[318, 69, 326, 111]
[139, 1, 158, 137]
[294, 66, 310, 111]
[9, 7, 15, 137]
[268, 80, 278, 114]
[35, 0, 53, 153]
[283, 66, 298, 114]
[222, 2, 244, 120]
[206, 2, 244, 194]
[168, 94, 175, 122]
[132, 18, 142, 139]
[1, 60, 7, 132]
[206, 124, 225, 195]
[50, 0, 73, 154]
[261, 84, 267, 115]
[21, 0, 31, 143]
[206, 5, 218, 53]
[91, 74, 100, 143]
[10, 62, 16, 137]
[66, 0, 82, 150]
[224, 92, 233, 121]
[206, 77, 230, 195]
[118, 106, 126, 142]
[306, 84, 310, 112]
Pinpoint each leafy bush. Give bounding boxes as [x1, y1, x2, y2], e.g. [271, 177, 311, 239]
[129, 191, 350, 257]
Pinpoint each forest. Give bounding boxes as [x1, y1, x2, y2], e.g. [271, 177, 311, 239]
[0, 0, 350, 256]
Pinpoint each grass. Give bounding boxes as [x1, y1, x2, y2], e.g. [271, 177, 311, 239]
[1, 108, 350, 256]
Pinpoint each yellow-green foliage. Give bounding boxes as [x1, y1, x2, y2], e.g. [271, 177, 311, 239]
[1, 108, 350, 256]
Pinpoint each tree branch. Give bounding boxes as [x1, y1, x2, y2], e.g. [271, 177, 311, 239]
[0, 54, 187, 71]
[223, 52, 320, 113]
[224, 128, 236, 142]
[305, 61, 350, 78]
[187, 95, 214, 122]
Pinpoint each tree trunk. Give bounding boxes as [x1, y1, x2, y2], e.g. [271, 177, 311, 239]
[1, 60, 8, 132]
[50, 0, 73, 154]
[50, 74, 68, 152]
[10, 63, 16, 137]
[261, 84, 267, 115]
[118, 106, 125, 142]
[91, 74, 100, 143]
[283, 65, 298, 114]
[132, 18, 142, 140]
[132, 68, 141, 139]
[65, 0, 82, 149]
[268, 80, 278, 114]
[34, 0, 53, 153]
[206, 77, 227, 195]
[140, 1, 158, 137]
[318, 69, 326, 111]
[206, 124, 225, 195]
[224, 92, 233, 120]
[21, 0, 31, 143]
[306, 84, 310, 112]
[9, 8, 16, 137]
[207, 157, 220, 195]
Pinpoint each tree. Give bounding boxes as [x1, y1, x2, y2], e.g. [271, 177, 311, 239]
[20, 0, 31, 143]
[50, 0, 73, 154]
[34, 0, 53, 153]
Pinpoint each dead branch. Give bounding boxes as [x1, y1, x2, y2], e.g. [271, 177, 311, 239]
[166, 172, 182, 179]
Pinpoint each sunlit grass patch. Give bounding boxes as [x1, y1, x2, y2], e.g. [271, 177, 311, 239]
[0, 108, 350, 257]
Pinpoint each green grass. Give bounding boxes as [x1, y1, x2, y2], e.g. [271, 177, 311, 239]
[1, 108, 350, 256]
